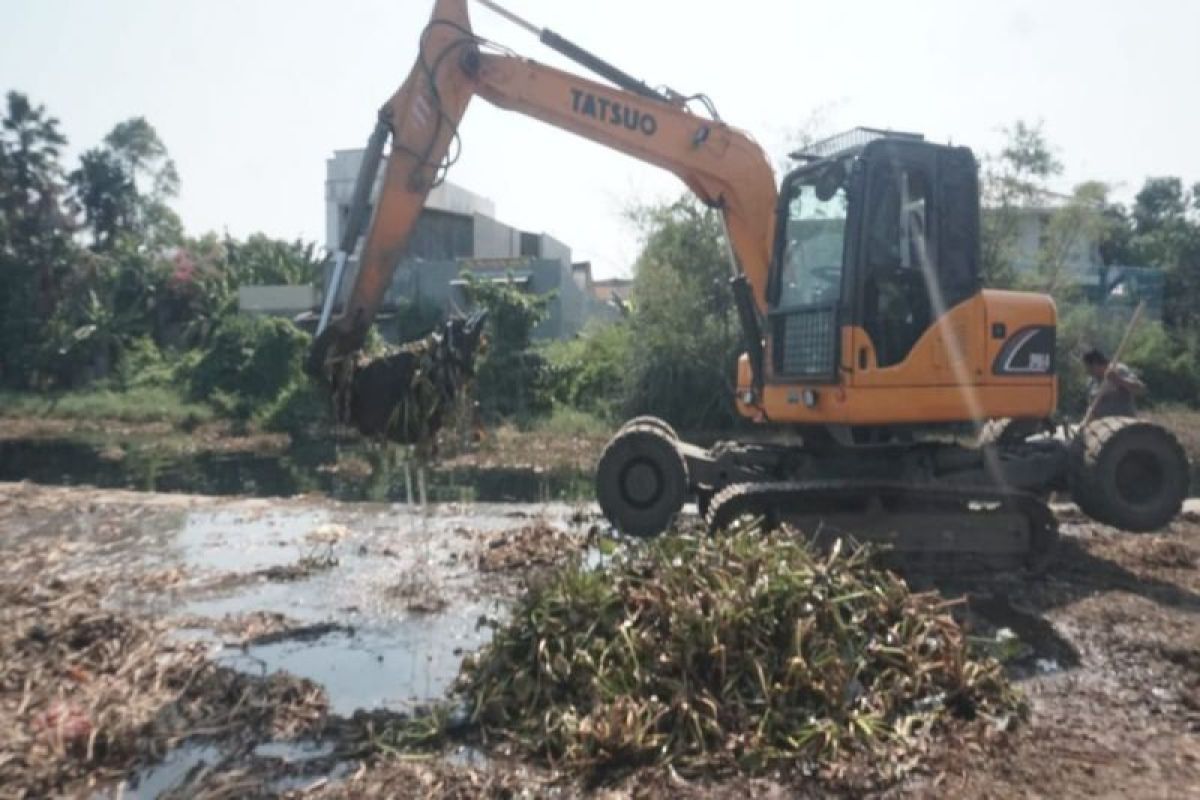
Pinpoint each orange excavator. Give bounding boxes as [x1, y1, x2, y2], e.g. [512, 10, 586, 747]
[310, 0, 1190, 568]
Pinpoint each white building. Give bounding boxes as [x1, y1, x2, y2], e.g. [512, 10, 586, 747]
[322, 149, 600, 340]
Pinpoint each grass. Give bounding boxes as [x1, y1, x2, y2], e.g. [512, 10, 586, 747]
[0, 386, 215, 427]
[526, 405, 612, 438]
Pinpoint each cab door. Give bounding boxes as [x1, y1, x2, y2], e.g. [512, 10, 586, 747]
[767, 163, 852, 385]
[850, 142, 984, 387]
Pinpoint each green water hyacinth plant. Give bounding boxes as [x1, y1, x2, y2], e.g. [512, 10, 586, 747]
[458, 521, 1025, 776]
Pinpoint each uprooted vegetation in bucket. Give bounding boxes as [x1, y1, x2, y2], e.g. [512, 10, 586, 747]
[457, 523, 1025, 782]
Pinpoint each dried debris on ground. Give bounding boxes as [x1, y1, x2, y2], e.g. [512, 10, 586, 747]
[459, 523, 1023, 785]
[387, 568, 450, 614]
[308, 755, 560, 799]
[440, 427, 607, 473]
[476, 519, 583, 574]
[2, 482, 1198, 798]
[0, 566, 328, 798]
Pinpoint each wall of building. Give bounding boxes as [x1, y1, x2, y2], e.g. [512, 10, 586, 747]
[238, 285, 318, 317]
[324, 149, 495, 250]
[472, 213, 521, 260]
[324, 148, 620, 341]
[1009, 208, 1101, 282]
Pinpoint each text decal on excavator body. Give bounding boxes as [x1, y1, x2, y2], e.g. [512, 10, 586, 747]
[570, 89, 658, 136]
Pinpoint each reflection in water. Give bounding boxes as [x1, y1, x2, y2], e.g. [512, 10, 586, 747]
[0, 438, 593, 503]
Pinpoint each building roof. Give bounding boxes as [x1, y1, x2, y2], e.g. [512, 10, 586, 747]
[592, 278, 633, 302]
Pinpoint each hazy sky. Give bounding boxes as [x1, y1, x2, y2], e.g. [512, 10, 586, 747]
[5, 0, 1198, 278]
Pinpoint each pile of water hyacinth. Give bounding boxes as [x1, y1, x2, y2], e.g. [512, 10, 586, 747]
[458, 523, 1024, 777]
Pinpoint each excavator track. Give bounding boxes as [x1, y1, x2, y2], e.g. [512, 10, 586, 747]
[706, 480, 1059, 574]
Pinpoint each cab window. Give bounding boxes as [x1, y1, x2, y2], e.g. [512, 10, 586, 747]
[777, 172, 849, 309]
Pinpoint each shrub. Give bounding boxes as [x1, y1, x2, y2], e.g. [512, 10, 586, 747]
[186, 316, 310, 411]
[113, 336, 172, 390]
[542, 322, 632, 422]
[1057, 302, 1199, 414]
[258, 380, 329, 438]
[460, 273, 553, 421]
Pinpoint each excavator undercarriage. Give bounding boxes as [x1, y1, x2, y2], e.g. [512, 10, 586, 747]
[596, 416, 1188, 572]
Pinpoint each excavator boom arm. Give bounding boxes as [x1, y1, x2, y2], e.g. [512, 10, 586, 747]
[469, 50, 777, 301]
[312, 0, 776, 371]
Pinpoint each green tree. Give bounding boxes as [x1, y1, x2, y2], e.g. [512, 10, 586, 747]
[1125, 178, 1200, 332]
[625, 197, 739, 430]
[0, 91, 77, 388]
[980, 121, 1063, 288]
[223, 233, 322, 286]
[1024, 180, 1115, 299]
[71, 148, 137, 250]
[71, 117, 182, 251]
[460, 273, 552, 420]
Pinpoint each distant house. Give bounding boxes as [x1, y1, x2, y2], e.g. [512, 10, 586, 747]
[322, 149, 613, 341]
[1007, 205, 1101, 281]
[237, 285, 317, 319]
[591, 278, 634, 319]
[1001, 204, 1162, 315]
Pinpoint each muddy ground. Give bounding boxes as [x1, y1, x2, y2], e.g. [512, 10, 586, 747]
[0, 482, 1198, 798]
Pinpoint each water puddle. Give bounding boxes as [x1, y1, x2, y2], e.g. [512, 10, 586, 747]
[0, 438, 592, 503]
[216, 617, 490, 715]
[163, 502, 590, 716]
[178, 508, 333, 574]
[8, 454, 596, 795]
[104, 739, 351, 798]
[107, 742, 226, 799]
[252, 740, 335, 761]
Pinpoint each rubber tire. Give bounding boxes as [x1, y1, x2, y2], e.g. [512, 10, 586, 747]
[617, 415, 678, 442]
[1069, 417, 1190, 532]
[596, 424, 688, 538]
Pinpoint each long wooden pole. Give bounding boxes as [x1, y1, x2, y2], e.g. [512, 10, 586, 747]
[1078, 301, 1146, 431]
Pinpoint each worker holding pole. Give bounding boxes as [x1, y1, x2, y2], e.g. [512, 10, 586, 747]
[1082, 349, 1146, 420]
[1079, 302, 1149, 424]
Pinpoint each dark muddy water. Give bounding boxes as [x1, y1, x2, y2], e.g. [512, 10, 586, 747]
[82, 498, 591, 797]
[0, 437, 592, 503]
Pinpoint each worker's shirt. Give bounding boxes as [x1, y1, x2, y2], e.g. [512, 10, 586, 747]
[1087, 362, 1139, 419]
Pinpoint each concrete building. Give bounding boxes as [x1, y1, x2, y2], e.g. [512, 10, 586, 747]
[1003, 205, 1162, 315]
[323, 149, 606, 340]
[1008, 206, 1102, 281]
[238, 285, 317, 318]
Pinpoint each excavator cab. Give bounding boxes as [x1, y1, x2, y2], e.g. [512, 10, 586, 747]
[767, 130, 979, 382]
[740, 129, 1058, 428]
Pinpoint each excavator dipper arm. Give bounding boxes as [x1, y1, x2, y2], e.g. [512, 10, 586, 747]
[310, 0, 776, 377]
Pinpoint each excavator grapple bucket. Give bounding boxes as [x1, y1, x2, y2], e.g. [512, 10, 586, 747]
[340, 310, 488, 446]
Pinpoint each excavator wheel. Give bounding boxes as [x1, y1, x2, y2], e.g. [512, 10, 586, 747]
[617, 415, 679, 442]
[596, 422, 688, 538]
[1069, 417, 1190, 532]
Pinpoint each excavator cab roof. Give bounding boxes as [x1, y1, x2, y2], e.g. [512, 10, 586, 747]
[788, 127, 926, 163]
